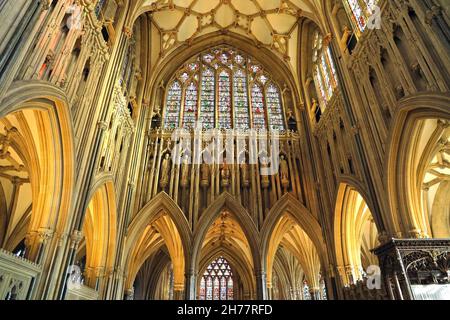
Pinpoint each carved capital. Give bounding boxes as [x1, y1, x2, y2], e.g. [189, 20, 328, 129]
[70, 230, 84, 249]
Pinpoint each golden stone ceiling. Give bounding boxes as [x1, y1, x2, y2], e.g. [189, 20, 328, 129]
[139, 0, 316, 59]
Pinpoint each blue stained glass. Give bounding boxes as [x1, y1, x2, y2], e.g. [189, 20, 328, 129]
[164, 81, 182, 130]
[183, 82, 198, 129]
[218, 70, 232, 130]
[266, 83, 285, 131]
[234, 69, 250, 130]
[200, 67, 215, 129]
[251, 83, 266, 130]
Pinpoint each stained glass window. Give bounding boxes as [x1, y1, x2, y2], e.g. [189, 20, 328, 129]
[199, 257, 234, 301]
[303, 281, 312, 300]
[343, 0, 380, 37]
[200, 67, 216, 129]
[312, 32, 339, 114]
[206, 277, 213, 300]
[251, 83, 266, 130]
[233, 69, 250, 130]
[314, 66, 327, 108]
[163, 46, 286, 132]
[266, 83, 285, 131]
[183, 82, 198, 129]
[199, 278, 206, 300]
[321, 278, 328, 300]
[218, 70, 232, 130]
[164, 81, 182, 130]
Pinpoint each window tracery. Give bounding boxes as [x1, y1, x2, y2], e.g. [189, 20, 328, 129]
[199, 257, 234, 301]
[163, 46, 285, 132]
[312, 32, 339, 114]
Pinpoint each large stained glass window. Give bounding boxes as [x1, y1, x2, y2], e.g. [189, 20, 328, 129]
[312, 32, 339, 114]
[343, 0, 380, 37]
[164, 81, 182, 130]
[163, 46, 286, 132]
[199, 257, 234, 301]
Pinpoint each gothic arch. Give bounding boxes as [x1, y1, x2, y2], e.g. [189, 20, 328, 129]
[191, 192, 261, 275]
[261, 193, 328, 270]
[334, 182, 380, 286]
[124, 192, 192, 294]
[385, 93, 450, 238]
[82, 181, 118, 288]
[261, 194, 327, 299]
[126, 192, 192, 259]
[334, 175, 381, 230]
[0, 80, 75, 261]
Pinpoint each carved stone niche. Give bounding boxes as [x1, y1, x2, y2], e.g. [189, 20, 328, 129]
[373, 239, 450, 300]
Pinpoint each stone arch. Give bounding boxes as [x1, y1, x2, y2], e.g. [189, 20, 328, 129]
[145, 32, 304, 119]
[261, 193, 327, 299]
[0, 81, 75, 261]
[334, 182, 380, 286]
[124, 192, 192, 296]
[191, 192, 261, 274]
[261, 193, 327, 268]
[385, 93, 450, 238]
[82, 180, 117, 288]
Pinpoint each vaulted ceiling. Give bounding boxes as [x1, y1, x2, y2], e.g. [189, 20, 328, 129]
[131, 0, 323, 72]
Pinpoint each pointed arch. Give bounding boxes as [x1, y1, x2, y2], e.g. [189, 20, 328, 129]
[261, 194, 327, 299]
[385, 93, 450, 238]
[261, 193, 327, 269]
[126, 192, 192, 258]
[83, 180, 117, 287]
[334, 182, 380, 286]
[124, 192, 192, 292]
[191, 192, 261, 273]
[146, 32, 303, 126]
[0, 80, 75, 260]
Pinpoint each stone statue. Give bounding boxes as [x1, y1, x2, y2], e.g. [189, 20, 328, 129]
[180, 155, 190, 187]
[240, 161, 250, 187]
[221, 163, 231, 187]
[160, 153, 170, 188]
[280, 154, 289, 185]
[260, 157, 270, 188]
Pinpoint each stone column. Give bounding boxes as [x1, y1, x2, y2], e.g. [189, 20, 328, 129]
[125, 287, 134, 300]
[173, 284, 185, 300]
[255, 270, 268, 300]
[0, 0, 44, 100]
[57, 230, 83, 300]
[184, 270, 197, 300]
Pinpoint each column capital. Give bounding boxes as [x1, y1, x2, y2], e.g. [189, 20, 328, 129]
[70, 230, 84, 249]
